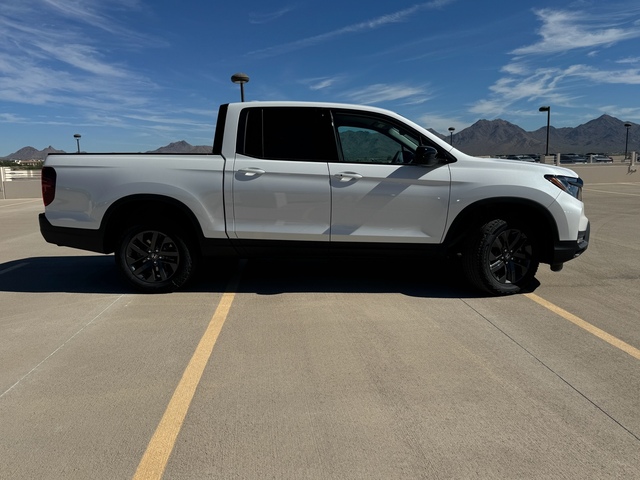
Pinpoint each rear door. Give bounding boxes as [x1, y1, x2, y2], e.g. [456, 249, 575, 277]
[229, 107, 336, 242]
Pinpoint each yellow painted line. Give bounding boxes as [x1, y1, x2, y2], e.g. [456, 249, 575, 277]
[525, 293, 640, 361]
[133, 270, 243, 479]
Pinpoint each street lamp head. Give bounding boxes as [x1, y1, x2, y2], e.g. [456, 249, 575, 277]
[624, 122, 632, 128]
[448, 127, 455, 145]
[231, 72, 250, 102]
[539, 106, 550, 112]
[73, 133, 82, 153]
[231, 73, 249, 85]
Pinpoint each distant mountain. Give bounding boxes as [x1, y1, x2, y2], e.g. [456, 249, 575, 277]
[146, 141, 211, 154]
[453, 119, 539, 156]
[444, 114, 639, 156]
[0, 141, 211, 160]
[2, 145, 64, 161]
[427, 128, 445, 140]
[2, 115, 638, 160]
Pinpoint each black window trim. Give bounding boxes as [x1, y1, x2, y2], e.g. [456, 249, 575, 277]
[236, 106, 338, 162]
[234, 105, 455, 164]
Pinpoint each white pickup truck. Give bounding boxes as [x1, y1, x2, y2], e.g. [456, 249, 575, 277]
[39, 101, 590, 295]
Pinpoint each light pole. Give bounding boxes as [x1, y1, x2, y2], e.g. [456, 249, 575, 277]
[624, 122, 632, 160]
[73, 134, 81, 153]
[539, 106, 550, 157]
[448, 127, 455, 145]
[231, 72, 249, 102]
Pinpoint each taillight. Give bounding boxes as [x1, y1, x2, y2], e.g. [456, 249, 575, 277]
[42, 167, 57, 206]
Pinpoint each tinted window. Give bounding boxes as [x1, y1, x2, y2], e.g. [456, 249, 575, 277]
[212, 103, 228, 155]
[333, 112, 424, 164]
[240, 107, 338, 161]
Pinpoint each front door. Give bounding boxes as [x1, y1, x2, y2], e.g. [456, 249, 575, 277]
[329, 110, 451, 244]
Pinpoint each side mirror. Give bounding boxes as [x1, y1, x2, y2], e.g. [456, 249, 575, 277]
[415, 146, 439, 166]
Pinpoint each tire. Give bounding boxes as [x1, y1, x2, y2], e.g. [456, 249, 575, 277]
[463, 219, 539, 295]
[115, 224, 194, 293]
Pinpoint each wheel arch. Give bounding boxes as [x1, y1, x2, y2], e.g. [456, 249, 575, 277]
[443, 197, 559, 264]
[101, 194, 204, 254]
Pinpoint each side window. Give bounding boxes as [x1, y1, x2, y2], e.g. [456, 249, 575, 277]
[333, 112, 425, 164]
[240, 107, 338, 161]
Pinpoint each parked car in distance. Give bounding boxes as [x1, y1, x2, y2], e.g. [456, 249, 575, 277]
[560, 153, 588, 164]
[505, 154, 537, 162]
[587, 154, 613, 163]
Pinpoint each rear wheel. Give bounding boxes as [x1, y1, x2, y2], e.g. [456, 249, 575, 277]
[115, 225, 194, 293]
[463, 219, 539, 295]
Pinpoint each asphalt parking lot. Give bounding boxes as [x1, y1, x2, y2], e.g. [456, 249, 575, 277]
[1, 183, 640, 479]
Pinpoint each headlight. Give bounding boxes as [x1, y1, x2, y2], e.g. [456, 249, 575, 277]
[545, 175, 583, 200]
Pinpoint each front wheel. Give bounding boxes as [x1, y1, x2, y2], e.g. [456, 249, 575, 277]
[463, 219, 539, 295]
[115, 225, 194, 293]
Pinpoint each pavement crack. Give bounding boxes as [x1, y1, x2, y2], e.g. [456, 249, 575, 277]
[461, 298, 640, 444]
[0, 294, 125, 400]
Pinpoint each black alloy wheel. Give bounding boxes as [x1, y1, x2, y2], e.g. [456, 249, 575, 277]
[463, 219, 539, 295]
[115, 225, 194, 293]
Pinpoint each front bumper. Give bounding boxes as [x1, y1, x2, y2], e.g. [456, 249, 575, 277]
[550, 221, 590, 265]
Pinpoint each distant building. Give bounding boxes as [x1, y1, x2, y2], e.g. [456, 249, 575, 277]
[15, 159, 43, 166]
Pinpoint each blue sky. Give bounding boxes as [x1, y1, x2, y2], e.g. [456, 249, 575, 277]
[1, 0, 640, 155]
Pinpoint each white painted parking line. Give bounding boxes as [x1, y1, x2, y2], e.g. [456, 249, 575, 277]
[586, 188, 640, 197]
[0, 199, 40, 208]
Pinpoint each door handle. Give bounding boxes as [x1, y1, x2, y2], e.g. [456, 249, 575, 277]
[334, 172, 363, 182]
[238, 167, 266, 177]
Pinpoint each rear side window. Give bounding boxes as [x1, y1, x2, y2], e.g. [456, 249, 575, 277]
[239, 107, 338, 161]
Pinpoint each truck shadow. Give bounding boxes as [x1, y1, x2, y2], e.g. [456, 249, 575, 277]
[0, 255, 526, 298]
[0, 256, 126, 294]
[232, 257, 487, 298]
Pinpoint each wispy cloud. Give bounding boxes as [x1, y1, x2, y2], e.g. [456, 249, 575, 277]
[597, 105, 640, 119]
[124, 113, 212, 129]
[617, 56, 640, 64]
[33, 41, 132, 78]
[310, 79, 337, 90]
[41, 0, 152, 43]
[469, 65, 582, 117]
[565, 64, 640, 84]
[0, 113, 25, 123]
[512, 8, 640, 55]
[345, 83, 431, 105]
[471, 6, 640, 118]
[0, 1, 160, 111]
[247, 0, 456, 58]
[301, 76, 345, 91]
[416, 112, 464, 137]
[249, 6, 295, 24]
